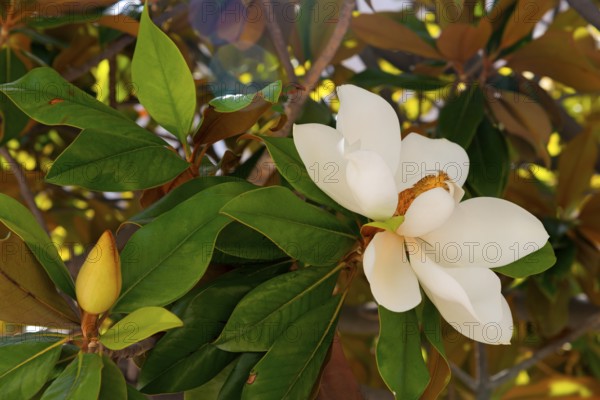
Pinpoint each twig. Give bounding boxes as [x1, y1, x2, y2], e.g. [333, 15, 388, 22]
[566, 0, 600, 31]
[450, 362, 477, 391]
[490, 312, 600, 387]
[104, 336, 158, 360]
[63, 3, 188, 82]
[0, 147, 49, 234]
[276, 0, 356, 137]
[474, 342, 492, 400]
[259, 0, 297, 84]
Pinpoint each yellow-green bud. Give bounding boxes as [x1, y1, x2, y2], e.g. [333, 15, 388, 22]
[75, 230, 122, 315]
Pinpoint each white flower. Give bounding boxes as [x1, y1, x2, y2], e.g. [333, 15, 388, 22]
[293, 85, 549, 345]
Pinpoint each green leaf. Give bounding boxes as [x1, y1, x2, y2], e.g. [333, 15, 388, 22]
[129, 177, 243, 224]
[0, 233, 79, 326]
[45, 128, 189, 191]
[98, 356, 127, 400]
[438, 86, 485, 148]
[241, 295, 343, 400]
[0, 194, 75, 297]
[466, 118, 509, 197]
[259, 136, 341, 210]
[41, 353, 103, 400]
[101, 307, 183, 351]
[139, 263, 288, 393]
[363, 216, 405, 233]
[220, 186, 356, 266]
[214, 266, 339, 352]
[219, 353, 263, 399]
[216, 222, 288, 261]
[132, 4, 196, 143]
[0, 47, 29, 145]
[0, 67, 188, 190]
[492, 241, 557, 278]
[126, 385, 148, 400]
[350, 70, 448, 91]
[210, 81, 282, 113]
[184, 359, 239, 400]
[0, 338, 63, 400]
[376, 307, 429, 400]
[114, 181, 255, 312]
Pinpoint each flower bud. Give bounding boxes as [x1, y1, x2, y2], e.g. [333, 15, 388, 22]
[76, 230, 122, 315]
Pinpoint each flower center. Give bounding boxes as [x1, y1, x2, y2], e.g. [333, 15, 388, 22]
[395, 171, 450, 216]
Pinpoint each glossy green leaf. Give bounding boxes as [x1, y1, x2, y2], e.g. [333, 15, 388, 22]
[214, 266, 339, 352]
[376, 307, 429, 400]
[0, 194, 75, 297]
[129, 177, 243, 224]
[139, 263, 288, 393]
[492, 241, 557, 278]
[216, 222, 288, 261]
[0, 233, 79, 326]
[41, 353, 103, 400]
[114, 181, 255, 312]
[0, 47, 29, 145]
[184, 359, 239, 400]
[466, 118, 509, 197]
[0, 338, 63, 400]
[98, 356, 127, 400]
[259, 136, 341, 210]
[219, 353, 263, 400]
[241, 295, 343, 400]
[350, 70, 448, 91]
[0, 67, 188, 190]
[126, 385, 148, 400]
[46, 128, 189, 191]
[132, 4, 196, 142]
[210, 81, 282, 112]
[220, 186, 356, 266]
[438, 86, 484, 148]
[101, 307, 183, 351]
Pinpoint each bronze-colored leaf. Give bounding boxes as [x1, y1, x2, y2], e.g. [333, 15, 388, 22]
[504, 173, 554, 217]
[557, 131, 598, 212]
[436, 20, 492, 66]
[0, 233, 79, 327]
[579, 193, 600, 248]
[97, 15, 140, 37]
[500, 0, 555, 49]
[194, 98, 272, 146]
[316, 334, 363, 400]
[351, 14, 443, 59]
[506, 29, 600, 92]
[487, 89, 552, 163]
[420, 346, 450, 400]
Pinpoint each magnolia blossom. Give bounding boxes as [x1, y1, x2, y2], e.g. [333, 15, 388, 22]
[293, 85, 549, 344]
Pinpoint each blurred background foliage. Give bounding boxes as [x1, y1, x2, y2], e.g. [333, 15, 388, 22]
[1, 0, 600, 398]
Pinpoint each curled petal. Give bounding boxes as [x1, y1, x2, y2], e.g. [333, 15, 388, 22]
[406, 238, 512, 344]
[397, 187, 456, 238]
[346, 150, 398, 220]
[364, 232, 422, 312]
[421, 197, 549, 268]
[336, 85, 401, 174]
[293, 123, 362, 214]
[395, 133, 469, 192]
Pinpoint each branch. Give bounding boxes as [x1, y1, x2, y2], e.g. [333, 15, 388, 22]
[276, 0, 356, 137]
[450, 362, 476, 391]
[490, 312, 600, 387]
[259, 0, 297, 84]
[105, 336, 158, 360]
[63, 3, 188, 82]
[566, 0, 600, 31]
[0, 147, 49, 234]
[474, 342, 492, 400]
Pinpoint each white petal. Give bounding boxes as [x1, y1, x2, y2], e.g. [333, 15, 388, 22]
[421, 197, 549, 268]
[293, 123, 362, 214]
[346, 150, 398, 220]
[395, 133, 470, 191]
[364, 232, 422, 312]
[406, 238, 512, 344]
[397, 187, 456, 237]
[336, 85, 401, 174]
